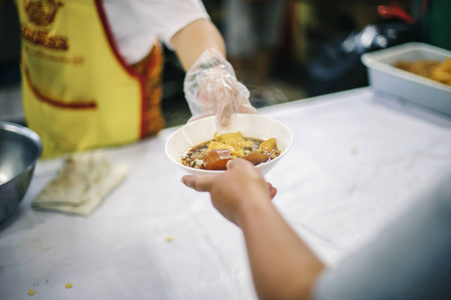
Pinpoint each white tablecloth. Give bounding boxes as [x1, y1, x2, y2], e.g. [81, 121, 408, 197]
[1, 87, 451, 299]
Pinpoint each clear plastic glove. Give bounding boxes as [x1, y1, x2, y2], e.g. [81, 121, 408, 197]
[184, 48, 257, 126]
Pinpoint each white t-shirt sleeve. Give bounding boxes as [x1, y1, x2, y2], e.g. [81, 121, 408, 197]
[131, 0, 210, 50]
[314, 171, 451, 300]
[103, 0, 209, 64]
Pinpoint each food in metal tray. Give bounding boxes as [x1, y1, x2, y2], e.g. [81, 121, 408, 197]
[181, 131, 280, 170]
[394, 58, 451, 86]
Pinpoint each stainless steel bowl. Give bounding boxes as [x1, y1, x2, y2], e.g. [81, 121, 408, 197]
[0, 121, 42, 225]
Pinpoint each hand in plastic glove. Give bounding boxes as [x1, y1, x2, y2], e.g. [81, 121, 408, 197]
[184, 48, 257, 126]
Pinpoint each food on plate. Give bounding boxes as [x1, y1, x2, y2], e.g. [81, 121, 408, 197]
[181, 131, 281, 170]
[394, 58, 451, 86]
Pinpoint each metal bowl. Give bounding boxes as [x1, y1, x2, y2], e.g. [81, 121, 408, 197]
[0, 121, 42, 225]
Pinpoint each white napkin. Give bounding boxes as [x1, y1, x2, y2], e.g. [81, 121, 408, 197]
[33, 150, 129, 216]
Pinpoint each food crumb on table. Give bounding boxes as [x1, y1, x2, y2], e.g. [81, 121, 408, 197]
[166, 236, 173, 242]
[28, 289, 35, 295]
[66, 283, 72, 288]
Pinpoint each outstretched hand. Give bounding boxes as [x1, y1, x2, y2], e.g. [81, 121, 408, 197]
[182, 158, 276, 226]
[183, 159, 324, 300]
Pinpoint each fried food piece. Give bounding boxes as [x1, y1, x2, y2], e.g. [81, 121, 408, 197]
[394, 58, 451, 86]
[258, 138, 279, 158]
[203, 149, 233, 170]
[208, 141, 244, 158]
[214, 131, 243, 147]
[244, 153, 271, 165]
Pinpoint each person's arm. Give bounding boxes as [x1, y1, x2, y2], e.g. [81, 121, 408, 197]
[170, 19, 256, 126]
[182, 159, 325, 300]
[170, 19, 225, 71]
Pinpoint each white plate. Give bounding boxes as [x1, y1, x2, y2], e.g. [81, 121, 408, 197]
[165, 114, 293, 175]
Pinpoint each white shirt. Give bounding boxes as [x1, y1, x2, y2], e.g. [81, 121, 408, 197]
[103, 0, 209, 64]
[315, 171, 451, 299]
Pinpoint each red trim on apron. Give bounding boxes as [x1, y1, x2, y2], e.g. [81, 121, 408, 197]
[138, 56, 159, 138]
[94, 0, 158, 139]
[23, 64, 97, 109]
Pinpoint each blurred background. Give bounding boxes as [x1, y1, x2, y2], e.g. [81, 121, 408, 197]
[1, 0, 449, 127]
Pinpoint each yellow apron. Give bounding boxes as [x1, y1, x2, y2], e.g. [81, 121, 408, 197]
[15, 0, 165, 158]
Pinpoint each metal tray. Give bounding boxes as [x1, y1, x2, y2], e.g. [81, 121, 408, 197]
[361, 42, 451, 116]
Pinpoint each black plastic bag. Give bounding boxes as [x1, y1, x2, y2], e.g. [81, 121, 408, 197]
[306, 21, 420, 96]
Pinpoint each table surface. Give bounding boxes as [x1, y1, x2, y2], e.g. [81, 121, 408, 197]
[1, 87, 451, 300]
